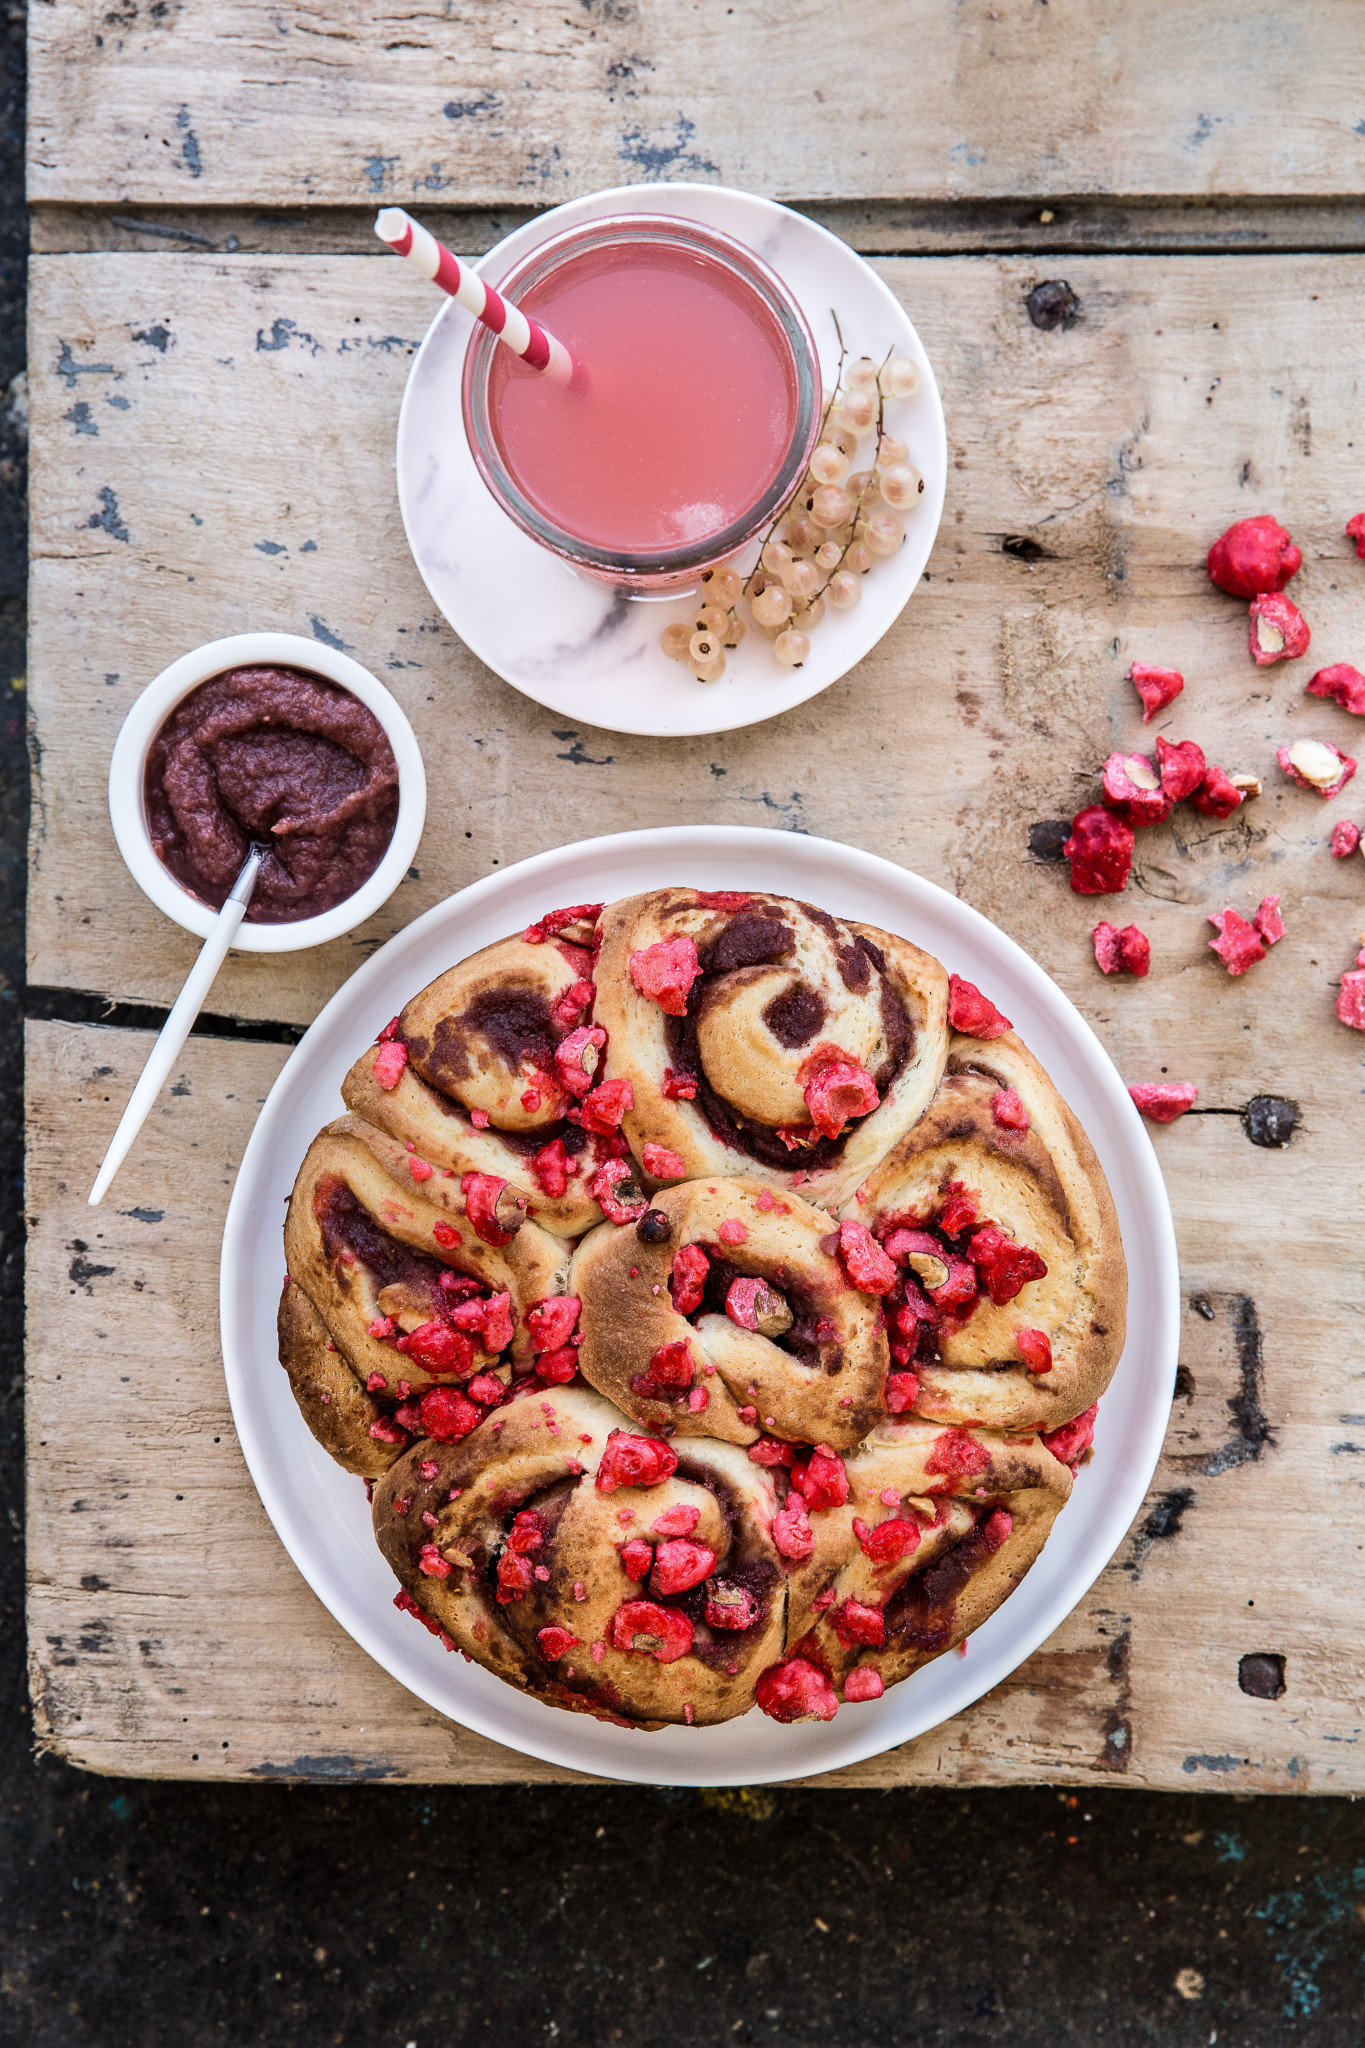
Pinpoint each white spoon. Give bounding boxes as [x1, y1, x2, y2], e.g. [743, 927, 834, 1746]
[87, 843, 269, 1207]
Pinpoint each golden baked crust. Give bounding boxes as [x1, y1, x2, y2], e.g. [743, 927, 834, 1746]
[280, 1115, 571, 1469]
[342, 931, 609, 1238]
[780, 1418, 1073, 1693]
[846, 1032, 1127, 1432]
[373, 1384, 788, 1728]
[277, 1279, 404, 1480]
[592, 888, 950, 1211]
[570, 1176, 888, 1451]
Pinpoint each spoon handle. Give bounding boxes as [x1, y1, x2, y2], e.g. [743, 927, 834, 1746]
[87, 848, 267, 1207]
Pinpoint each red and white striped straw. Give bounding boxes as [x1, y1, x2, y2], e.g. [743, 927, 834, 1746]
[374, 207, 574, 385]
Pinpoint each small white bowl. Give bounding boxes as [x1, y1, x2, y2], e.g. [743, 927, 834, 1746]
[108, 632, 427, 953]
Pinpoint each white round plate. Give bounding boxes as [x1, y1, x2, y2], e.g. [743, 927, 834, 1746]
[221, 828, 1178, 1787]
[395, 182, 946, 738]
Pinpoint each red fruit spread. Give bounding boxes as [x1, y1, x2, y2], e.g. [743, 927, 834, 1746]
[144, 665, 399, 922]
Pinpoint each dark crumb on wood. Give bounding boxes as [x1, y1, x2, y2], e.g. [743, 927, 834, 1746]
[1026, 279, 1080, 331]
[1242, 1095, 1298, 1148]
[1027, 819, 1072, 862]
[1238, 1652, 1286, 1700]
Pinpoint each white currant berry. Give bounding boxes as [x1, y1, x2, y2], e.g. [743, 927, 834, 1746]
[880, 356, 919, 399]
[826, 423, 859, 459]
[773, 627, 811, 667]
[878, 463, 924, 511]
[845, 540, 872, 575]
[690, 629, 724, 665]
[836, 387, 877, 433]
[802, 594, 826, 628]
[761, 540, 793, 574]
[752, 583, 793, 628]
[877, 433, 908, 466]
[865, 511, 904, 557]
[825, 569, 861, 610]
[690, 652, 726, 683]
[696, 604, 730, 634]
[661, 622, 692, 661]
[847, 469, 880, 504]
[723, 612, 747, 647]
[815, 540, 842, 570]
[787, 514, 819, 551]
[847, 356, 880, 388]
[701, 565, 742, 608]
[811, 484, 856, 529]
[809, 442, 851, 486]
[782, 557, 819, 599]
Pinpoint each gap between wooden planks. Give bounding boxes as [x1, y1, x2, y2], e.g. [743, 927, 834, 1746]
[26, 0, 1365, 210]
[26, 1019, 1361, 1788]
[27, 197, 1365, 262]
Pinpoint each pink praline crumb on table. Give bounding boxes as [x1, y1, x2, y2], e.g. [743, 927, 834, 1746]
[1208, 908, 1267, 976]
[1206, 515, 1301, 598]
[1248, 592, 1310, 665]
[1128, 662, 1184, 721]
[1092, 921, 1151, 976]
[1306, 662, 1365, 716]
[1128, 1083, 1198, 1123]
[1339, 947, 1365, 1031]
[1063, 806, 1134, 894]
[1278, 739, 1357, 800]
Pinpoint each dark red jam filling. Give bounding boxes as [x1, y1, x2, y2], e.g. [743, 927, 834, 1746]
[882, 1510, 1003, 1656]
[314, 1176, 448, 1304]
[400, 986, 597, 1162]
[491, 1464, 776, 1691]
[664, 909, 913, 1168]
[312, 1177, 499, 1341]
[689, 1251, 838, 1376]
[144, 665, 399, 922]
[412, 985, 560, 1099]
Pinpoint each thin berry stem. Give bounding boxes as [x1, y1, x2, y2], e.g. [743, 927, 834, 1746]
[743, 320, 847, 601]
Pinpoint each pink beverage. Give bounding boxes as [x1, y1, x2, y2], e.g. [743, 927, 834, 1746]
[463, 215, 820, 590]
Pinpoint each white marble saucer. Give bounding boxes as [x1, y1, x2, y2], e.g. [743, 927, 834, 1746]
[394, 182, 946, 739]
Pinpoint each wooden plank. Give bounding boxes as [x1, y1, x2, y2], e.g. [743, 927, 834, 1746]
[28, 1018, 1361, 1787]
[28, 1, 1365, 211]
[28, 249, 1365, 1031]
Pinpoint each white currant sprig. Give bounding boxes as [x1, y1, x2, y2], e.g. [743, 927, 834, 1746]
[661, 337, 925, 683]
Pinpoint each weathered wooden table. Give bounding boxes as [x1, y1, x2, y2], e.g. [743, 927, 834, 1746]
[25, 3, 1365, 1789]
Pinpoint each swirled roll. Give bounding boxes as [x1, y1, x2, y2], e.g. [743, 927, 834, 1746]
[592, 889, 950, 1211]
[844, 1033, 1126, 1432]
[374, 1384, 788, 1728]
[280, 1115, 572, 1475]
[343, 920, 619, 1238]
[753, 1417, 1073, 1719]
[569, 1176, 888, 1452]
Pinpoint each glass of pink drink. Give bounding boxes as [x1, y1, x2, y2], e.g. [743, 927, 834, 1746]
[461, 215, 821, 592]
